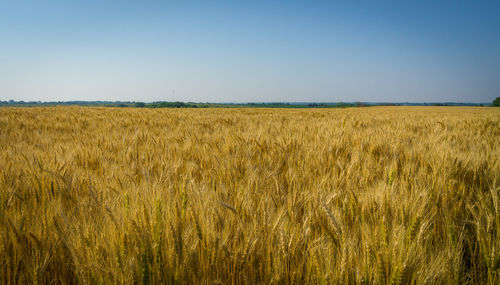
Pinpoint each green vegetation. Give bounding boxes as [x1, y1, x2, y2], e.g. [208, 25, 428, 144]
[0, 100, 354, 108]
[493, 97, 500, 107]
[0, 100, 489, 108]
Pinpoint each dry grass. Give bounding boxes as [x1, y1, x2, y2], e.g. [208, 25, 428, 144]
[0, 106, 499, 284]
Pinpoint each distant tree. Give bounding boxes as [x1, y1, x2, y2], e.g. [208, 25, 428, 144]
[493, 97, 500, 107]
[134, 102, 146, 108]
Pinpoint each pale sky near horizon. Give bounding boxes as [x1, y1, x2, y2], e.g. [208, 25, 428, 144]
[1, 0, 499, 103]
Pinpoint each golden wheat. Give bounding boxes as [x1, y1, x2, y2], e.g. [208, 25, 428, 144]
[0, 106, 499, 284]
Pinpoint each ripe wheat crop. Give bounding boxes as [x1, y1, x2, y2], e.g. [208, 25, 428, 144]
[0, 106, 499, 284]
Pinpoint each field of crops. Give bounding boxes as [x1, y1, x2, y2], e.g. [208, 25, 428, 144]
[0, 106, 499, 284]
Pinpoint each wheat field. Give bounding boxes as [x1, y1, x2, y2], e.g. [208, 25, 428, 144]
[0, 106, 499, 284]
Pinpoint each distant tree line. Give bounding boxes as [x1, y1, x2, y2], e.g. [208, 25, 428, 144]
[493, 97, 500, 107]
[1, 100, 494, 108]
[308, 102, 356, 108]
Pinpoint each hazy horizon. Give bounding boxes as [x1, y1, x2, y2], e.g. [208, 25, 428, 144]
[1, 1, 499, 103]
[0, 99, 494, 105]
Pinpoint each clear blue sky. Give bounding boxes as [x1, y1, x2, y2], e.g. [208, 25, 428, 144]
[1, 0, 499, 103]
